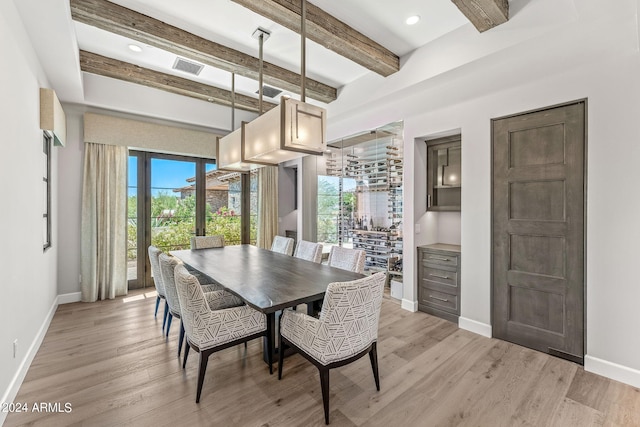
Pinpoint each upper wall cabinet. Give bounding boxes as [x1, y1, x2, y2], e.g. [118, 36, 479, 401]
[427, 135, 461, 211]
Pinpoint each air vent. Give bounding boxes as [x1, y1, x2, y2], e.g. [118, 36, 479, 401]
[172, 57, 204, 76]
[256, 85, 283, 98]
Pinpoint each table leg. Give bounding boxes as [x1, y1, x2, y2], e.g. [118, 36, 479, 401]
[263, 312, 276, 370]
[309, 299, 322, 317]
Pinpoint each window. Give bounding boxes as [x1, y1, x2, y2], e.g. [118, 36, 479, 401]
[42, 132, 52, 251]
[127, 151, 253, 289]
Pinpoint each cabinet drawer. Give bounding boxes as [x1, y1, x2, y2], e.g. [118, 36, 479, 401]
[421, 251, 458, 267]
[421, 265, 457, 287]
[420, 288, 458, 313]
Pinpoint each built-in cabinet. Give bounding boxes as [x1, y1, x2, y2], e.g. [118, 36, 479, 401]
[426, 135, 461, 211]
[417, 244, 461, 322]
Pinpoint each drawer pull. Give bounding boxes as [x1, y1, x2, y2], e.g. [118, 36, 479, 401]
[429, 295, 449, 302]
[430, 273, 450, 279]
[429, 256, 450, 261]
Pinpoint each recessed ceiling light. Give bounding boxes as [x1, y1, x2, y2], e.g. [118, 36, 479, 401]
[128, 44, 142, 53]
[406, 15, 420, 26]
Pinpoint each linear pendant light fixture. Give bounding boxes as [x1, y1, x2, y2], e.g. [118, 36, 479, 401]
[217, 0, 326, 169]
[241, 0, 327, 165]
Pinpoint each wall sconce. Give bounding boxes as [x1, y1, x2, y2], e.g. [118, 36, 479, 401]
[40, 88, 66, 147]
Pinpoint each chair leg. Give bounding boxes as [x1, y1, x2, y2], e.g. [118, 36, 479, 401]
[162, 301, 169, 332]
[154, 295, 160, 318]
[369, 342, 380, 391]
[166, 313, 173, 337]
[183, 342, 190, 369]
[178, 322, 185, 357]
[196, 352, 210, 403]
[319, 367, 330, 425]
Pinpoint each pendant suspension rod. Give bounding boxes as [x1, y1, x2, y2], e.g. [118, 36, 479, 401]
[301, 0, 306, 102]
[259, 33, 264, 115]
[231, 72, 235, 130]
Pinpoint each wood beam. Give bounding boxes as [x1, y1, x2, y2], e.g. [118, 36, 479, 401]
[231, 0, 399, 77]
[79, 50, 277, 113]
[451, 0, 509, 33]
[70, 0, 337, 103]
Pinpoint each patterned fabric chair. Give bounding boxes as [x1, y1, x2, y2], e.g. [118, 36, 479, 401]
[278, 272, 386, 424]
[174, 264, 271, 403]
[293, 240, 323, 263]
[188, 235, 225, 284]
[270, 235, 294, 256]
[327, 246, 366, 274]
[190, 235, 225, 249]
[148, 246, 169, 331]
[159, 253, 234, 356]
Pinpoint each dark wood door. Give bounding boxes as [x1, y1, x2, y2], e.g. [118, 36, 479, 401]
[492, 101, 585, 363]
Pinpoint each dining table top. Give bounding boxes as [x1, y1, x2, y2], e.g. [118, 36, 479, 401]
[171, 244, 365, 314]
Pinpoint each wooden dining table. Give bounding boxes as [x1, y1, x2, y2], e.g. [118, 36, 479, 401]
[171, 244, 365, 366]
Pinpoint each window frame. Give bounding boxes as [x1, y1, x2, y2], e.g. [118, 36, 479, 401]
[42, 132, 52, 251]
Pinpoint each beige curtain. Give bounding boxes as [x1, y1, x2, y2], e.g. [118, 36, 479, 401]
[257, 166, 279, 249]
[80, 143, 128, 302]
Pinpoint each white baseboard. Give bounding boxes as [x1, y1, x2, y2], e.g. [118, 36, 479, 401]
[584, 355, 640, 389]
[401, 299, 418, 312]
[459, 316, 492, 338]
[0, 295, 59, 426]
[57, 292, 81, 305]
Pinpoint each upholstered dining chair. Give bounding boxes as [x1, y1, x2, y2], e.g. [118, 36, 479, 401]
[293, 240, 323, 263]
[278, 271, 386, 425]
[271, 235, 295, 256]
[188, 235, 225, 285]
[190, 235, 225, 249]
[174, 264, 272, 403]
[148, 246, 169, 331]
[158, 253, 229, 356]
[326, 246, 366, 274]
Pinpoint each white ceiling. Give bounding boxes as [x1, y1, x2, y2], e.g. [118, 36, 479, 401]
[18, 0, 470, 107]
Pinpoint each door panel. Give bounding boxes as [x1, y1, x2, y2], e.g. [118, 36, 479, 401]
[492, 101, 585, 362]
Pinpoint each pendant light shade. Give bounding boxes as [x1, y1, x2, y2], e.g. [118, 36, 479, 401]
[216, 123, 263, 172]
[242, 97, 326, 165]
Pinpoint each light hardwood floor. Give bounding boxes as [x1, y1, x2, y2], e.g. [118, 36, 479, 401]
[5, 289, 640, 426]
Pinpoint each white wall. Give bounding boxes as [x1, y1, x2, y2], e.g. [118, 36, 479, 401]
[0, 1, 59, 419]
[57, 106, 85, 295]
[326, 0, 640, 387]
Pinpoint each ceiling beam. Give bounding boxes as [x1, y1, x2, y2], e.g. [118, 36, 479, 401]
[451, 0, 509, 32]
[231, 0, 399, 77]
[79, 50, 277, 113]
[70, 0, 337, 103]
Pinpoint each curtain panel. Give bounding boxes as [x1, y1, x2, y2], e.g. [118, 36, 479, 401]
[257, 166, 279, 249]
[80, 142, 128, 302]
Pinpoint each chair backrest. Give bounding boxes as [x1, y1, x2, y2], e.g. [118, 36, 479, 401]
[190, 235, 225, 249]
[327, 246, 366, 274]
[174, 264, 211, 348]
[148, 246, 165, 297]
[293, 240, 323, 263]
[271, 235, 294, 256]
[159, 253, 182, 317]
[317, 271, 386, 363]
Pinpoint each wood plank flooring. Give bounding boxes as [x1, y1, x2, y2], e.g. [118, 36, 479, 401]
[5, 289, 640, 426]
